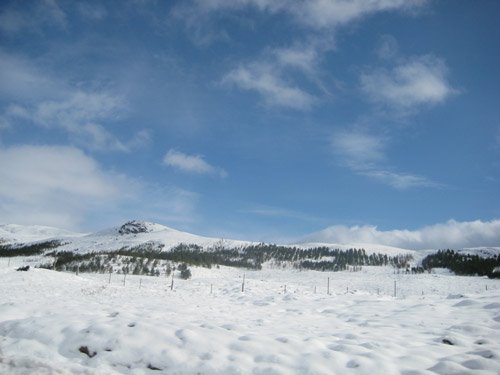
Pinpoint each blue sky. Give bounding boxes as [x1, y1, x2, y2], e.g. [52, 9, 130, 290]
[1, 0, 499, 248]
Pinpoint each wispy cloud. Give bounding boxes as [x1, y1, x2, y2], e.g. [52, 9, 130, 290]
[179, 0, 425, 110]
[360, 55, 456, 111]
[222, 62, 316, 111]
[4, 91, 130, 152]
[0, 52, 61, 102]
[302, 219, 500, 250]
[242, 204, 320, 223]
[0, 52, 148, 152]
[0, 0, 67, 34]
[163, 149, 227, 178]
[332, 129, 439, 189]
[174, 0, 426, 30]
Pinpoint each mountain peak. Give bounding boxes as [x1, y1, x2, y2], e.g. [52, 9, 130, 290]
[118, 220, 152, 235]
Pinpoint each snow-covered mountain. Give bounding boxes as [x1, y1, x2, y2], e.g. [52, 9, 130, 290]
[0, 220, 255, 253]
[0, 224, 85, 244]
[1, 220, 499, 259]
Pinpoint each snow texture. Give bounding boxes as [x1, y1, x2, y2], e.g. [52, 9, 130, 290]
[0, 262, 499, 374]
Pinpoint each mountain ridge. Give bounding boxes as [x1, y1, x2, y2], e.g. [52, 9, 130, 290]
[1, 221, 499, 259]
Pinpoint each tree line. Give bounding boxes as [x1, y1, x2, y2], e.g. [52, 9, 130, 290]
[422, 250, 500, 278]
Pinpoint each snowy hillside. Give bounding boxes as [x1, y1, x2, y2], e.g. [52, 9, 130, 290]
[0, 224, 84, 244]
[1, 220, 499, 263]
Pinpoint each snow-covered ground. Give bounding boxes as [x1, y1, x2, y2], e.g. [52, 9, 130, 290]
[1, 263, 499, 374]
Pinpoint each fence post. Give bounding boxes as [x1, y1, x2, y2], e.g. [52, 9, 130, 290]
[123, 273, 127, 286]
[170, 273, 174, 291]
[327, 277, 330, 295]
[139, 279, 142, 288]
[210, 284, 213, 295]
[242, 273, 245, 292]
[394, 280, 397, 298]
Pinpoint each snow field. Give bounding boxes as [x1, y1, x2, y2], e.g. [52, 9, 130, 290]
[0, 265, 499, 374]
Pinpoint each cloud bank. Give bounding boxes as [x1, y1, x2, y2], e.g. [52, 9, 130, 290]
[302, 219, 500, 250]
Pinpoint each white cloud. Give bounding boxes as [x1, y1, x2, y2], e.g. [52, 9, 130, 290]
[376, 34, 399, 60]
[4, 91, 129, 152]
[332, 129, 439, 189]
[0, 145, 125, 229]
[332, 130, 386, 169]
[0, 52, 62, 102]
[302, 219, 500, 250]
[0, 145, 202, 230]
[0, 0, 67, 34]
[175, 0, 426, 30]
[0, 51, 152, 152]
[163, 149, 227, 178]
[361, 169, 439, 189]
[361, 55, 456, 110]
[223, 63, 316, 110]
[289, 0, 426, 29]
[274, 44, 320, 73]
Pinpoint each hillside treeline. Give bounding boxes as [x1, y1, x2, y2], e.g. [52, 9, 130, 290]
[42, 243, 413, 274]
[422, 250, 500, 278]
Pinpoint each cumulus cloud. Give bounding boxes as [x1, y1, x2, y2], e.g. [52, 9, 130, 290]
[163, 149, 227, 178]
[0, 145, 201, 230]
[0, 145, 125, 229]
[332, 129, 438, 189]
[302, 219, 500, 250]
[360, 55, 456, 110]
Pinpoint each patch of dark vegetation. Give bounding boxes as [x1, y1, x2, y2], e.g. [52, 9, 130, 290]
[442, 338, 455, 345]
[16, 265, 30, 271]
[422, 250, 500, 278]
[38, 241, 414, 278]
[0, 240, 63, 257]
[147, 364, 162, 371]
[79, 345, 97, 358]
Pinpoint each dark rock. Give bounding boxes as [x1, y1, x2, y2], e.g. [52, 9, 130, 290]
[118, 221, 150, 235]
[79, 345, 97, 358]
